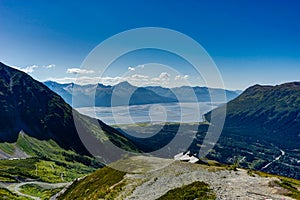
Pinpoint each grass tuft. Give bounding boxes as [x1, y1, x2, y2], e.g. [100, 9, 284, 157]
[57, 167, 126, 200]
[157, 181, 216, 200]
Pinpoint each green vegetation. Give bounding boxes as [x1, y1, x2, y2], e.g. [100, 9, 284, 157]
[191, 123, 299, 179]
[0, 188, 30, 200]
[19, 184, 63, 199]
[276, 179, 300, 200]
[58, 167, 126, 200]
[227, 156, 242, 171]
[0, 62, 140, 161]
[0, 134, 104, 198]
[206, 82, 300, 152]
[0, 158, 38, 183]
[157, 181, 216, 200]
[202, 82, 300, 179]
[0, 156, 97, 183]
[34, 159, 92, 183]
[0, 63, 141, 198]
[0, 134, 102, 183]
[255, 171, 300, 199]
[0, 142, 15, 154]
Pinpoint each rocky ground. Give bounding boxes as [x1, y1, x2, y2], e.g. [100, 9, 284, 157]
[110, 156, 295, 200]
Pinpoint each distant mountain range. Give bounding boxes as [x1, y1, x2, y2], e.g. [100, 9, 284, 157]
[0, 62, 139, 160]
[44, 81, 241, 107]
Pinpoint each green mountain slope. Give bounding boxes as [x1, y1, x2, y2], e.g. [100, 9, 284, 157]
[206, 82, 300, 148]
[199, 82, 300, 179]
[57, 167, 126, 200]
[0, 62, 139, 162]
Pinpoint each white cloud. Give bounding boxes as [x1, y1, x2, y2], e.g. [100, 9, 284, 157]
[150, 72, 171, 86]
[127, 74, 150, 86]
[66, 68, 95, 75]
[131, 74, 149, 79]
[128, 64, 144, 71]
[12, 64, 56, 73]
[49, 76, 124, 86]
[47, 72, 189, 88]
[99, 76, 123, 85]
[175, 75, 189, 80]
[128, 67, 135, 71]
[158, 72, 170, 81]
[44, 64, 56, 68]
[48, 73, 149, 86]
[12, 65, 38, 73]
[48, 76, 99, 85]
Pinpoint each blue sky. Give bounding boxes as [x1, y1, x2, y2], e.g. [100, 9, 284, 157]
[0, 0, 300, 89]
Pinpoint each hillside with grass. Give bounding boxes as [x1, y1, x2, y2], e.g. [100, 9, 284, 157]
[56, 156, 300, 200]
[202, 82, 300, 179]
[0, 133, 102, 183]
[206, 82, 300, 149]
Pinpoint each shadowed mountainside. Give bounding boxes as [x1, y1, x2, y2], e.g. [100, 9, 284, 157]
[206, 82, 300, 149]
[0, 62, 139, 160]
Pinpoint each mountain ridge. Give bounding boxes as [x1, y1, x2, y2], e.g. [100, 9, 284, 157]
[44, 80, 241, 107]
[0, 62, 139, 160]
[206, 81, 300, 138]
[200, 81, 300, 179]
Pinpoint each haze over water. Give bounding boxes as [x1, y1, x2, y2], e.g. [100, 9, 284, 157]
[76, 102, 220, 125]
